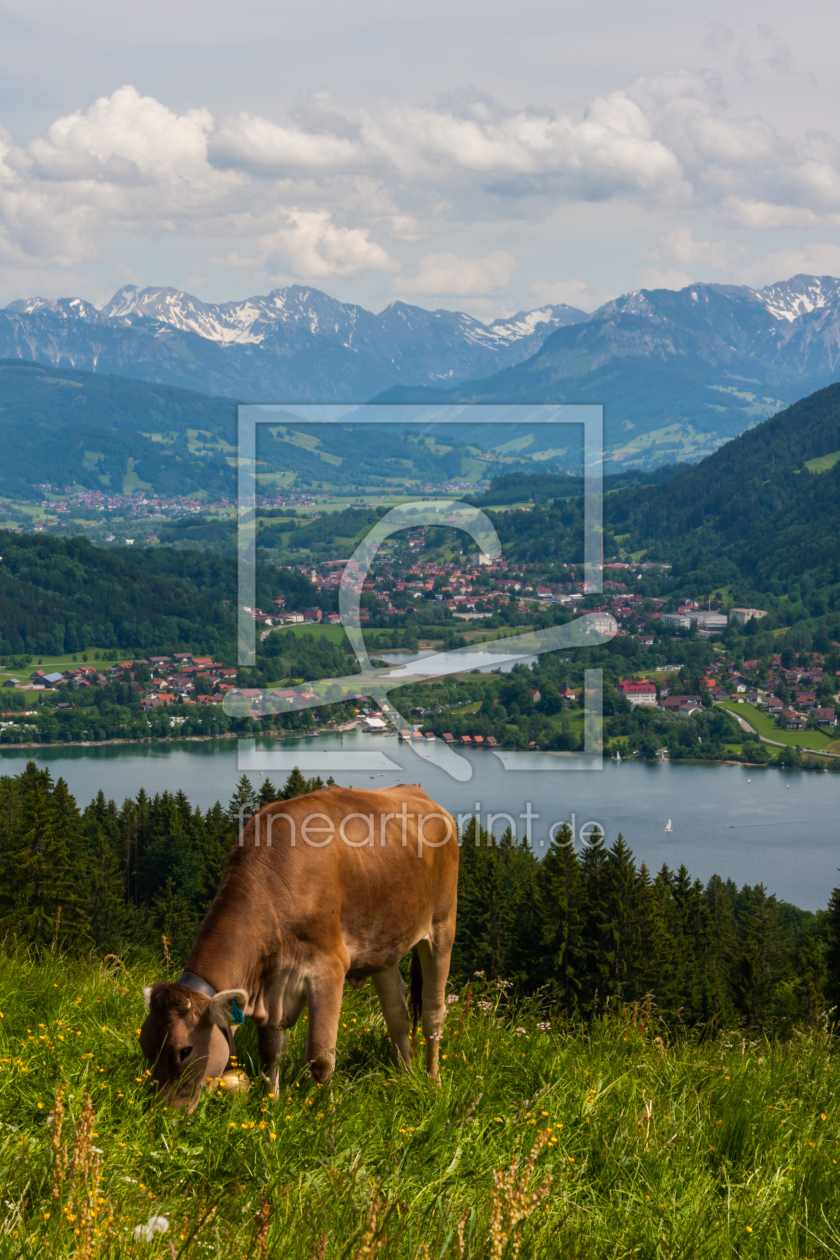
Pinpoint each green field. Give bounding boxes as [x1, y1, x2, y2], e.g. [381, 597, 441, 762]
[718, 701, 838, 753]
[804, 449, 840, 474]
[266, 623, 348, 646]
[3, 949, 840, 1258]
[264, 623, 530, 653]
[0, 650, 131, 690]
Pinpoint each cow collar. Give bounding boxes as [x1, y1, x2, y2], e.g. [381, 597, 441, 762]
[176, 970, 217, 1000]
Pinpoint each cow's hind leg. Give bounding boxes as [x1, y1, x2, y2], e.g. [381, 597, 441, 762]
[372, 964, 412, 1069]
[414, 935, 454, 1081]
[256, 1025, 286, 1099]
[305, 960, 344, 1084]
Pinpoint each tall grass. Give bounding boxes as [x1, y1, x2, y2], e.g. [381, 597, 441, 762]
[1, 949, 839, 1258]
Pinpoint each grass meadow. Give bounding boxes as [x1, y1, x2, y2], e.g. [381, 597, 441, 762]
[2, 949, 840, 1258]
[718, 702, 839, 755]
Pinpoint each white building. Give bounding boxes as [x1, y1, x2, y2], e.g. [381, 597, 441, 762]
[691, 611, 728, 630]
[729, 608, 767, 626]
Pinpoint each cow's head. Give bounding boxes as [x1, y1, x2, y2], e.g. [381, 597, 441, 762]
[139, 982, 248, 1110]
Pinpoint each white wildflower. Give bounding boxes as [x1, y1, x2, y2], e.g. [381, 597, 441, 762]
[134, 1215, 169, 1243]
[446, 994, 459, 1004]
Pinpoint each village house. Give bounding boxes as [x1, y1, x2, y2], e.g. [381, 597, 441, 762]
[618, 680, 657, 707]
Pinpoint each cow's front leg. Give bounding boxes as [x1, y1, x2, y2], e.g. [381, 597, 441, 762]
[256, 1025, 286, 1099]
[305, 960, 344, 1084]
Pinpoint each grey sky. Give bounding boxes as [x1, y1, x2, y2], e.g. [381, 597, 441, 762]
[1, 0, 838, 315]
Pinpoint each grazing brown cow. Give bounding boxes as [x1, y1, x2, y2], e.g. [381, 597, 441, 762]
[139, 784, 458, 1110]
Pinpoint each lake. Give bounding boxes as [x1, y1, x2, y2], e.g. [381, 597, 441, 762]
[2, 730, 837, 910]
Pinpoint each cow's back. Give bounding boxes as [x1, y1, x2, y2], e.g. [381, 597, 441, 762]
[209, 784, 458, 977]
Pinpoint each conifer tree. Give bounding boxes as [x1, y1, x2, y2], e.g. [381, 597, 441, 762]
[795, 932, 827, 1025]
[198, 802, 236, 909]
[152, 876, 199, 968]
[533, 823, 584, 1013]
[731, 885, 788, 1028]
[227, 775, 257, 827]
[281, 767, 309, 800]
[600, 834, 643, 1002]
[0, 764, 90, 954]
[257, 777, 279, 808]
[824, 883, 840, 1012]
[453, 820, 518, 979]
[579, 828, 610, 1012]
[137, 796, 203, 922]
[85, 830, 133, 953]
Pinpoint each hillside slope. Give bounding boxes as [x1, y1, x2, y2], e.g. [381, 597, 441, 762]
[0, 362, 480, 498]
[608, 382, 840, 587]
[0, 532, 237, 655]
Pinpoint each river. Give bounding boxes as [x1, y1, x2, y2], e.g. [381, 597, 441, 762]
[2, 729, 837, 910]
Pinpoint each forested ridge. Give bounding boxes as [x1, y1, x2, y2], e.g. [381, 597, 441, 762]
[0, 531, 323, 657]
[1, 762, 835, 1034]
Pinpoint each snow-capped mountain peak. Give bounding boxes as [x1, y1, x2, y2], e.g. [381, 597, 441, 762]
[754, 274, 840, 322]
[3, 273, 840, 408]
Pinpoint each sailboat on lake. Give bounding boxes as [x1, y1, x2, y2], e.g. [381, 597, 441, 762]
[664, 818, 673, 833]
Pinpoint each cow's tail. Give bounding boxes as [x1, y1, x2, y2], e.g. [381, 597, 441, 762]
[409, 946, 423, 1042]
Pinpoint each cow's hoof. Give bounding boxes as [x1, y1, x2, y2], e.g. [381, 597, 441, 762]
[308, 1053, 335, 1085]
[261, 1072, 280, 1099]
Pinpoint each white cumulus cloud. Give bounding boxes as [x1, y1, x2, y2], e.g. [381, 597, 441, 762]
[2, 75, 840, 296]
[259, 211, 399, 279]
[398, 251, 516, 295]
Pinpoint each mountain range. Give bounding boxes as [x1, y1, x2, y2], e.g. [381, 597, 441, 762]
[392, 275, 840, 466]
[2, 286, 583, 401]
[2, 274, 840, 469]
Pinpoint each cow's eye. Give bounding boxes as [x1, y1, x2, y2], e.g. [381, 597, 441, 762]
[179, 1046, 192, 1062]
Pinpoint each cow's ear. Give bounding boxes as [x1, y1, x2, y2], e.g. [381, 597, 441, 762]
[143, 986, 153, 1010]
[205, 989, 249, 1028]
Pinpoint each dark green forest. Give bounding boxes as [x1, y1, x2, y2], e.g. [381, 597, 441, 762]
[473, 383, 840, 629]
[0, 532, 322, 657]
[1, 762, 836, 1034]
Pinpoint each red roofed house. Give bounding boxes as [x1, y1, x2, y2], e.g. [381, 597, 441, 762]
[617, 679, 657, 708]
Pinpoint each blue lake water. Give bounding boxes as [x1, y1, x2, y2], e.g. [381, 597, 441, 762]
[2, 731, 837, 910]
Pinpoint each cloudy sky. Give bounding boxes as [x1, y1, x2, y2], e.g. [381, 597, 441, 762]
[1, 0, 839, 316]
